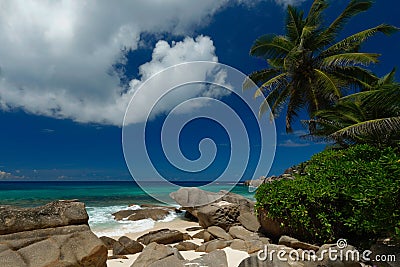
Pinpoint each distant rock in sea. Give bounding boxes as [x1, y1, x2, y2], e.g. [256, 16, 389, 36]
[245, 175, 293, 187]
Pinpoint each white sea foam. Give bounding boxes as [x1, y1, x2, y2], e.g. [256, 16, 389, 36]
[86, 205, 178, 237]
[159, 210, 177, 222]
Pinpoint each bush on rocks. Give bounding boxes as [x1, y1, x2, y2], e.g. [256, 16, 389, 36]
[255, 144, 400, 246]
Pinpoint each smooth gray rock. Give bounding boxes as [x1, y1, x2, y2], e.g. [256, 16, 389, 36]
[230, 239, 247, 251]
[148, 255, 184, 267]
[245, 239, 265, 254]
[112, 208, 170, 221]
[244, 176, 266, 188]
[169, 188, 255, 221]
[0, 201, 107, 267]
[307, 244, 362, 267]
[137, 229, 184, 245]
[112, 210, 136, 220]
[0, 200, 88, 235]
[207, 226, 233, 240]
[100, 236, 117, 250]
[195, 239, 231, 253]
[238, 212, 261, 232]
[113, 236, 143, 255]
[220, 191, 255, 212]
[169, 187, 224, 208]
[204, 230, 215, 242]
[258, 208, 286, 238]
[229, 226, 259, 241]
[192, 230, 205, 239]
[197, 202, 240, 230]
[189, 249, 228, 267]
[131, 243, 183, 267]
[182, 233, 192, 241]
[278, 236, 319, 251]
[0, 225, 107, 267]
[174, 241, 199, 251]
[229, 239, 265, 254]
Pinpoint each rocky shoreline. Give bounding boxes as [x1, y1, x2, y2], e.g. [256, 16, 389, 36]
[0, 189, 397, 267]
[0, 200, 107, 267]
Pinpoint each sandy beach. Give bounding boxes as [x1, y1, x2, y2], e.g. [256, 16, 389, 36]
[106, 217, 251, 267]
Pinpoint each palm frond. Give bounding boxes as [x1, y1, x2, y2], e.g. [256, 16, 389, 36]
[250, 34, 292, 59]
[268, 82, 292, 118]
[243, 69, 282, 91]
[322, 24, 399, 56]
[322, 52, 380, 68]
[325, 0, 372, 37]
[267, 58, 285, 68]
[254, 72, 289, 98]
[302, 118, 344, 141]
[314, 101, 366, 124]
[306, 29, 331, 51]
[283, 48, 303, 70]
[331, 116, 400, 139]
[286, 6, 304, 42]
[377, 67, 397, 86]
[313, 69, 341, 99]
[300, 26, 318, 44]
[341, 82, 400, 114]
[305, 0, 328, 27]
[259, 81, 289, 119]
[331, 66, 378, 90]
[246, 0, 398, 142]
[360, 86, 400, 115]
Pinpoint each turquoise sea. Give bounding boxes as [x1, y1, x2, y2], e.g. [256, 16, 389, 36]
[0, 181, 254, 236]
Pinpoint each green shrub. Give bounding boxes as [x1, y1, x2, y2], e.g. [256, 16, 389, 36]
[255, 144, 400, 245]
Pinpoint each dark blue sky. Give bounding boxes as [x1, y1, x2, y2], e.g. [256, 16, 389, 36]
[0, 0, 398, 181]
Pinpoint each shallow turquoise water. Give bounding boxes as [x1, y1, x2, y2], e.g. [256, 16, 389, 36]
[0, 181, 254, 236]
[0, 181, 254, 206]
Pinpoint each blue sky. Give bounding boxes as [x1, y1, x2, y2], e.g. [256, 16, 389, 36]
[0, 0, 398, 181]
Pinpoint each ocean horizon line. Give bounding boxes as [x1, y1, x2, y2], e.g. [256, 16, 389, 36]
[0, 180, 246, 184]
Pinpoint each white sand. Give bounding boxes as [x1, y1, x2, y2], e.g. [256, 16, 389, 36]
[106, 218, 250, 267]
[107, 248, 249, 267]
[223, 247, 250, 267]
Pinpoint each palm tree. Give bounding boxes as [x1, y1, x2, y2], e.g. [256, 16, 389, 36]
[244, 0, 398, 132]
[303, 69, 400, 147]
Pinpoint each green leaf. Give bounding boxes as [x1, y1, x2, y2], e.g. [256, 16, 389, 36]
[243, 69, 282, 91]
[313, 69, 341, 98]
[325, 0, 373, 37]
[322, 52, 380, 67]
[254, 72, 289, 98]
[250, 34, 291, 59]
[322, 24, 399, 56]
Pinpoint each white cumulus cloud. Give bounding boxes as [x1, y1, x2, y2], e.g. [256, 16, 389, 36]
[274, 0, 306, 6]
[122, 35, 223, 124]
[279, 139, 310, 147]
[0, 0, 287, 125]
[0, 170, 22, 179]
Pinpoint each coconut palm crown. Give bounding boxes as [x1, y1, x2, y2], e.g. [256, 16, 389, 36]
[244, 0, 398, 132]
[303, 69, 400, 147]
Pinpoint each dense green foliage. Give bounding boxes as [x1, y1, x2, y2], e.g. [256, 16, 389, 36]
[255, 144, 400, 245]
[244, 0, 398, 132]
